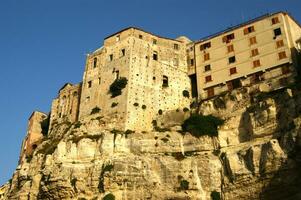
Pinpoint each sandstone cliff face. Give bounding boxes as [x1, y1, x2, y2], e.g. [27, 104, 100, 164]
[1, 87, 301, 200]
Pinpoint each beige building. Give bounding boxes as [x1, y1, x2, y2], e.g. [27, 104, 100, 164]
[49, 83, 81, 129]
[19, 111, 47, 163]
[192, 12, 301, 99]
[78, 28, 191, 131]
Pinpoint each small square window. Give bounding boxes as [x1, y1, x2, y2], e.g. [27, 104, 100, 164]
[139, 35, 143, 39]
[205, 75, 212, 83]
[278, 51, 287, 59]
[227, 45, 234, 53]
[153, 52, 158, 60]
[230, 67, 237, 75]
[174, 43, 179, 50]
[121, 49, 125, 56]
[200, 42, 211, 50]
[109, 54, 113, 61]
[244, 26, 255, 35]
[88, 81, 92, 88]
[228, 56, 236, 64]
[276, 40, 284, 48]
[272, 17, 280, 25]
[204, 65, 211, 72]
[190, 59, 194, 66]
[204, 53, 210, 61]
[251, 49, 259, 57]
[207, 87, 214, 97]
[274, 28, 282, 37]
[250, 37, 257, 45]
[253, 60, 261, 68]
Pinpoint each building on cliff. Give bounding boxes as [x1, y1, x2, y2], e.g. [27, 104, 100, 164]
[22, 11, 301, 147]
[19, 111, 48, 164]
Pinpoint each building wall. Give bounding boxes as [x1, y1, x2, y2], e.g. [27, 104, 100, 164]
[49, 83, 81, 129]
[194, 12, 300, 99]
[78, 28, 191, 131]
[19, 111, 47, 163]
[124, 29, 191, 131]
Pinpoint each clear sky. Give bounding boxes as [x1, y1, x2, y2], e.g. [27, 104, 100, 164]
[0, 0, 301, 185]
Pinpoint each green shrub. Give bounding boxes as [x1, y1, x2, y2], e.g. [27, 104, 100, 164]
[182, 90, 190, 98]
[109, 77, 128, 97]
[182, 114, 224, 137]
[211, 191, 221, 200]
[172, 152, 185, 161]
[111, 102, 118, 108]
[25, 155, 33, 163]
[40, 116, 50, 136]
[71, 178, 77, 192]
[91, 107, 101, 115]
[180, 180, 189, 190]
[103, 193, 115, 200]
[74, 121, 82, 129]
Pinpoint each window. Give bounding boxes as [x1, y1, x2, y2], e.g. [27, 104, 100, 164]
[282, 65, 290, 74]
[98, 77, 101, 84]
[253, 60, 261, 67]
[85, 96, 90, 102]
[278, 51, 287, 59]
[139, 34, 143, 39]
[153, 51, 158, 60]
[173, 58, 179, 66]
[162, 76, 168, 87]
[228, 56, 236, 64]
[222, 33, 235, 43]
[204, 64, 211, 72]
[121, 49, 125, 56]
[276, 40, 284, 48]
[115, 70, 119, 80]
[274, 28, 282, 37]
[205, 75, 212, 83]
[190, 59, 194, 66]
[251, 72, 264, 84]
[116, 35, 120, 41]
[230, 67, 237, 75]
[88, 81, 92, 88]
[251, 48, 259, 57]
[200, 42, 211, 50]
[206, 87, 214, 98]
[272, 17, 280, 25]
[204, 53, 210, 61]
[249, 36, 257, 45]
[109, 54, 113, 61]
[174, 43, 179, 50]
[153, 39, 157, 45]
[227, 45, 234, 53]
[244, 26, 255, 35]
[93, 57, 97, 68]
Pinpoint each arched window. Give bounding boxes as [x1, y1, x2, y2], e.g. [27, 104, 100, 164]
[162, 76, 168, 87]
[73, 91, 78, 96]
[93, 57, 97, 68]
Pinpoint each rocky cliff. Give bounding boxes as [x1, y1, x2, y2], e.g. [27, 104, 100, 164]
[1, 86, 301, 200]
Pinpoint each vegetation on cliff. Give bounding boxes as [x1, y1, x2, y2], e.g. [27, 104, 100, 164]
[109, 77, 128, 97]
[181, 114, 224, 137]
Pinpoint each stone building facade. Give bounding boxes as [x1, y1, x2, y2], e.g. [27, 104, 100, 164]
[49, 83, 81, 130]
[19, 111, 47, 163]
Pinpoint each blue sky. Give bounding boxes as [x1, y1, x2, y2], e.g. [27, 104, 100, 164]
[0, 0, 300, 185]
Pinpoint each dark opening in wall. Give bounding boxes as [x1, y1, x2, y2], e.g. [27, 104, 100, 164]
[189, 74, 197, 98]
[93, 57, 97, 68]
[227, 78, 241, 91]
[153, 52, 158, 60]
[162, 76, 169, 87]
[88, 81, 92, 88]
[228, 56, 236, 64]
[121, 49, 125, 56]
[274, 28, 282, 37]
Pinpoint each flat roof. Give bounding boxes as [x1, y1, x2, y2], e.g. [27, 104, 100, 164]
[195, 11, 300, 45]
[104, 26, 183, 43]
